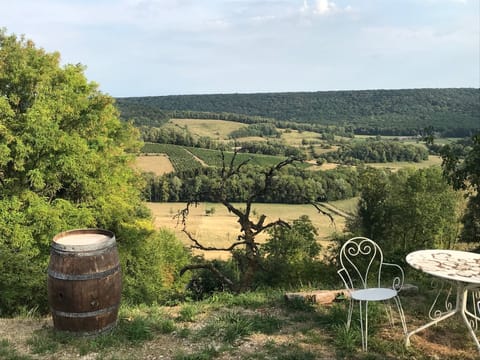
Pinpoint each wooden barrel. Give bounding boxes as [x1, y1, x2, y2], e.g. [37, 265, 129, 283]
[47, 229, 122, 335]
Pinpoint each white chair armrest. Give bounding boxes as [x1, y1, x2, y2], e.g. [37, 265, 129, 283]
[382, 262, 405, 291]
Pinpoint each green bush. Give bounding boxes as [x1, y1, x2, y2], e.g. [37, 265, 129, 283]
[258, 215, 323, 287]
[185, 258, 240, 300]
[0, 245, 49, 316]
[119, 222, 192, 304]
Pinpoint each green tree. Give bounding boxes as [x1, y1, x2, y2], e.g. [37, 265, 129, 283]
[260, 215, 321, 287]
[347, 167, 462, 262]
[441, 133, 480, 243]
[0, 29, 190, 314]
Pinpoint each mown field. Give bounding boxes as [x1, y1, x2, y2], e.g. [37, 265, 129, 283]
[147, 201, 352, 260]
[367, 155, 443, 171]
[134, 154, 175, 175]
[170, 118, 247, 140]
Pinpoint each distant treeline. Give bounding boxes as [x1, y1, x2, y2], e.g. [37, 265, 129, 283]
[143, 165, 360, 203]
[116, 88, 480, 136]
[326, 140, 429, 164]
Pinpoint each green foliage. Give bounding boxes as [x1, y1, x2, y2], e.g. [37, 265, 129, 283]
[205, 289, 283, 309]
[140, 124, 195, 145]
[120, 317, 154, 343]
[195, 309, 281, 345]
[440, 133, 480, 243]
[229, 123, 280, 138]
[0, 339, 33, 360]
[116, 89, 480, 136]
[330, 140, 429, 164]
[281, 296, 316, 313]
[333, 324, 359, 354]
[236, 140, 305, 158]
[0, 30, 190, 313]
[259, 215, 322, 287]
[347, 167, 463, 262]
[177, 303, 200, 322]
[186, 259, 240, 300]
[27, 333, 61, 355]
[120, 223, 192, 304]
[145, 162, 360, 204]
[115, 97, 169, 127]
[249, 313, 283, 334]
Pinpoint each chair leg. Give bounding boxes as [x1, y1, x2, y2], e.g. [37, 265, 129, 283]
[393, 296, 408, 337]
[359, 300, 369, 351]
[384, 301, 395, 327]
[346, 299, 354, 329]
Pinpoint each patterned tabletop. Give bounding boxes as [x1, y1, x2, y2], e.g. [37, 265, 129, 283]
[406, 250, 480, 284]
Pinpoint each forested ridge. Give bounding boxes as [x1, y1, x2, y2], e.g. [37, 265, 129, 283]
[116, 88, 479, 136]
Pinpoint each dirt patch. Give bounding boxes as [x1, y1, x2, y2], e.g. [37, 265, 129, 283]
[0, 317, 50, 354]
[305, 162, 339, 171]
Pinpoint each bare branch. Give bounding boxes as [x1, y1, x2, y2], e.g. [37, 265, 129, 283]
[310, 201, 335, 224]
[182, 227, 246, 252]
[253, 157, 299, 201]
[252, 218, 290, 236]
[221, 199, 245, 219]
[221, 150, 227, 179]
[173, 201, 199, 227]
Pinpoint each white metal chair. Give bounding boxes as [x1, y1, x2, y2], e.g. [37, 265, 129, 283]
[337, 237, 408, 351]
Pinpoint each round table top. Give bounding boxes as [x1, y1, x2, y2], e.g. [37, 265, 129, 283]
[406, 249, 480, 284]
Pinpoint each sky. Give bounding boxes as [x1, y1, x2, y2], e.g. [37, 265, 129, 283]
[1, 0, 479, 97]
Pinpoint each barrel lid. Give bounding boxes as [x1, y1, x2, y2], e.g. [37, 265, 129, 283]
[52, 229, 116, 252]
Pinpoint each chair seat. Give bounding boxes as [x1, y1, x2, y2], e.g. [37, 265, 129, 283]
[351, 288, 397, 301]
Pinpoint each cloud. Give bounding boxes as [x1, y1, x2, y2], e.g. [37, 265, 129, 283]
[314, 0, 336, 15]
[300, 0, 351, 16]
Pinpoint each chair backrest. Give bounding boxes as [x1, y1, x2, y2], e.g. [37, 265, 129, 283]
[338, 237, 386, 290]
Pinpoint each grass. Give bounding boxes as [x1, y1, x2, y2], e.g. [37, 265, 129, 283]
[169, 119, 247, 140]
[0, 339, 33, 360]
[134, 154, 175, 175]
[2, 286, 479, 359]
[146, 202, 345, 260]
[366, 155, 442, 171]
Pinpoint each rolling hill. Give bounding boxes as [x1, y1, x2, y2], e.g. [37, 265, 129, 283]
[116, 88, 479, 136]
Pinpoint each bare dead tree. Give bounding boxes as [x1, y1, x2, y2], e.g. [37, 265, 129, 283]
[177, 149, 332, 292]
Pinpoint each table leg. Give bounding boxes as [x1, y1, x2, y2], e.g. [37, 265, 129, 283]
[406, 281, 458, 347]
[405, 308, 457, 347]
[459, 285, 480, 353]
[406, 283, 480, 354]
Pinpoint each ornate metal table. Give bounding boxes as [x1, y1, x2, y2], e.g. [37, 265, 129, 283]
[405, 249, 480, 353]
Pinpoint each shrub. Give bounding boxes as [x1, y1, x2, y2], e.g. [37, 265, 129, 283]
[119, 221, 192, 304]
[258, 215, 323, 287]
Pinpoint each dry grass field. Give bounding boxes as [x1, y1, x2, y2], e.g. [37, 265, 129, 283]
[169, 119, 247, 140]
[147, 202, 347, 259]
[279, 129, 323, 146]
[368, 155, 443, 171]
[133, 154, 175, 175]
[304, 161, 339, 171]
